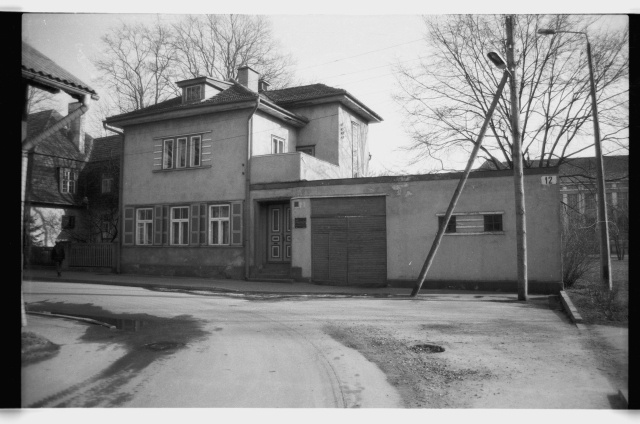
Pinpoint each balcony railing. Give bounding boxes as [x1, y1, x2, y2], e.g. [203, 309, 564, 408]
[251, 152, 342, 184]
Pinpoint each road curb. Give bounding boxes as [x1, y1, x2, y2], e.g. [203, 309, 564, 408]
[559, 290, 584, 326]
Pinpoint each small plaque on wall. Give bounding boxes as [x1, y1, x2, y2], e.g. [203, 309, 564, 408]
[294, 218, 307, 228]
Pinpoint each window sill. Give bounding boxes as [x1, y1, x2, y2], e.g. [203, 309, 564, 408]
[442, 231, 505, 236]
[153, 165, 212, 173]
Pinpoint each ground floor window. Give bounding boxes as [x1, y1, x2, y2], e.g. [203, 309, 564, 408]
[436, 212, 504, 234]
[483, 214, 503, 232]
[171, 206, 189, 245]
[136, 208, 153, 245]
[209, 205, 230, 245]
[438, 216, 456, 233]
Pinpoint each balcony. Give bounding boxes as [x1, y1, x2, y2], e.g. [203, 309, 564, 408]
[251, 152, 341, 184]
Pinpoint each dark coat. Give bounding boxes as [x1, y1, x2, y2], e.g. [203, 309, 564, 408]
[51, 244, 65, 262]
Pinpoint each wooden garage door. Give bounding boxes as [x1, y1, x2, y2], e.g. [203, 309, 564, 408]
[311, 197, 386, 285]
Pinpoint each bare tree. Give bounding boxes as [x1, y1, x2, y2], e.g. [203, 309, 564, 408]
[93, 20, 179, 114]
[393, 15, 628, 171]
[171, 15, 295, 88]
[26, 86, 57, 114]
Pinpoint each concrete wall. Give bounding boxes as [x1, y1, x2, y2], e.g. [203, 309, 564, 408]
[287, 103, 340, 166]
[122, 109, 251, 206]
[251, 112, 297, 156]
[121, 246, 244, 278]
[250, 169, 562, 291]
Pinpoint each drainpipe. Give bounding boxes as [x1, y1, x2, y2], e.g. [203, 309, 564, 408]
[103, 122, 125, 274]
[21, 93, 91, 327]
[244, 94, 260, 279]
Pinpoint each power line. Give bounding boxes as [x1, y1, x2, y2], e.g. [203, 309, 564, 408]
[296, 38, 424, 72]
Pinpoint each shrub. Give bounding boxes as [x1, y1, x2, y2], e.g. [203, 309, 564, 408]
[562, 216, 597, 287]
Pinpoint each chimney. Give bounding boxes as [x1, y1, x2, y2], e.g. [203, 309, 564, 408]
[237, 66, 260, 92]
[68, 102, 86, 154]
[259, 79, 271, 92]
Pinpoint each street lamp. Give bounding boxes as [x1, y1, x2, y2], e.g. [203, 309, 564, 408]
[537, 28, 612, 291]
[410, 51, 511, 297]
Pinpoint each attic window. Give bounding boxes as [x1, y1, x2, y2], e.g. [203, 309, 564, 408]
[60, 168, 78, 194]
[185, 85, 203, 102]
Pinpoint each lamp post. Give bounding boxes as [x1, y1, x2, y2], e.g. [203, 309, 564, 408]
[538, 28, 612, 291]
[410, 51, 511, 297]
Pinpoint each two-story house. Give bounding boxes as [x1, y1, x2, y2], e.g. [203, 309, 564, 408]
[106, 66, 564, 293]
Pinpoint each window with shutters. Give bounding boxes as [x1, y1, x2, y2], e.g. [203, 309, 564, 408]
[60, 168, 78, 194]
[170, 206, 189, 245]
[209, 205, 230, 245]
[136, 208, 153, 245]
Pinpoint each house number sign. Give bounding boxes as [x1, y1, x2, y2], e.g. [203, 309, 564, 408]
[541, 176, 557, 185]
[294, 218, 307, 228]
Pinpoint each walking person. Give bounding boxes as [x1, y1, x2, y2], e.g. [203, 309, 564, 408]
[51, 241, 65, 277]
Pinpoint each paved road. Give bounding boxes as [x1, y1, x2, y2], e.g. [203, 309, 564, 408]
[22, 280, 627, 408]
[22, 281, 401, 408]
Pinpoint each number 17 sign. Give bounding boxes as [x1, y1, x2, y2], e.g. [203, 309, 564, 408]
[541, 175, 557, 185]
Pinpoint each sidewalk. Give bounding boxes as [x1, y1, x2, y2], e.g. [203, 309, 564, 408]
[23, 268, 424, 297]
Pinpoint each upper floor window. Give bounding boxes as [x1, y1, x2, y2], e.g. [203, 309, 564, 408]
[163, 135, 203, 170]
[101, 174, 114, 193]
[185, 85, 202, 102]
[351, 122, 361, 177]
[271, 136, 286, 154]
[60, 168, 78, 194]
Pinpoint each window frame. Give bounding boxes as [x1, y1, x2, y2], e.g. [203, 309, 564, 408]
[176, 137, 188, 169]
[436, 212, 504, 235]
[170, 206, 190, 246]
[136, 208, 154, 245]
[438, 215, 457, 233]
[271, 135, 286, 154]
[209, 204, 231, 246]
[101, 174, 114, 194]
[185, 85, 202, 102]
[60, 168, 78, 194]
[483, 214, 503, 232]
[163, 139, 175, 169]
[190, 135, 202, 167]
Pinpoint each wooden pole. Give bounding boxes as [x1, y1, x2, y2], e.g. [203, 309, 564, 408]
[410, 71, 510, 297]
[506, 15, 528, 301]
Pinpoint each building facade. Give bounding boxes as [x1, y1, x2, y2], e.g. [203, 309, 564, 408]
[106, 67, 563, 293]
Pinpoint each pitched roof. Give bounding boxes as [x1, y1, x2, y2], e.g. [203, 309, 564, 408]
[263, 84, 382, 121]
[22, 41, 98, 98]
[88, 135, 122, 162]
[27, 110, 88, 161]
[478, 156, 628, 182]
[106, 84, 257, 122]
[106, 81, 381, 123]
[262, 84, 346, 103]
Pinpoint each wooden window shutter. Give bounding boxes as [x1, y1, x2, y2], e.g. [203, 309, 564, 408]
[231, 201, 243, 246]
[153, 205, 163, 245]
[190, 204, 200, 245]
[199, 203, 207, 244]
[161, 205, 169, 245]
[123, 207, 135, 245]
[58, 167, 64, 192]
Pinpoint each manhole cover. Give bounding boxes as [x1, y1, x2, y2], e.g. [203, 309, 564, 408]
[410, 344, 445, 353]
[145, 341, 184, 351]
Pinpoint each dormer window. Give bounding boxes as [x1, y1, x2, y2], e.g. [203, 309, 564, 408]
[185, 85, 203, 102]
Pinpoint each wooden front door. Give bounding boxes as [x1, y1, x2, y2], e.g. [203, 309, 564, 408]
[268, 204, 291, 263]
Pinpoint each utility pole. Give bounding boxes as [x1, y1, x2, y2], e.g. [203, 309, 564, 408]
[411, 68, 510, 297]
[506, 15, 528, 301]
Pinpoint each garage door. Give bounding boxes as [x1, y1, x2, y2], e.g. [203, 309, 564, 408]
[311, 197, 387, 285]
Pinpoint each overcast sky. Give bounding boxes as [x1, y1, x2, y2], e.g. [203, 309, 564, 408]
[20, 3, 631, 175]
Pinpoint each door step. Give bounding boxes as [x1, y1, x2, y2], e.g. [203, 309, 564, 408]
[247, 277, 294, 284]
